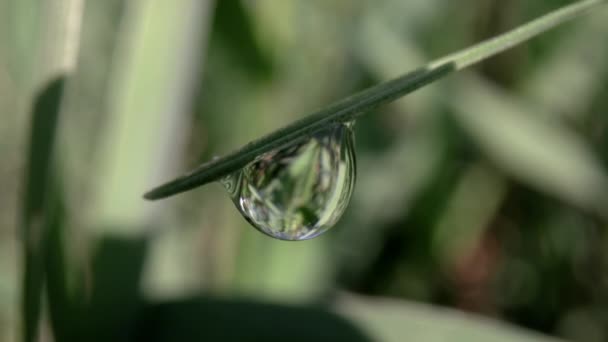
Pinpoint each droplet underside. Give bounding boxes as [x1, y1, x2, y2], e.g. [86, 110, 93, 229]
[221, 123, 356, 241]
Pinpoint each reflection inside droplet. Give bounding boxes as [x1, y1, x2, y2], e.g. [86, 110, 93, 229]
[221, 123, 356, 241]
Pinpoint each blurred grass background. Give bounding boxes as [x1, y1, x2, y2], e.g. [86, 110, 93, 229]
[2, 0, 608, 341]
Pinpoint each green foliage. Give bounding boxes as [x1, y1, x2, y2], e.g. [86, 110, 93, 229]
[3, 0, 608, 342]
[20, 77, 65, 342]
[139, 298, 370, 342]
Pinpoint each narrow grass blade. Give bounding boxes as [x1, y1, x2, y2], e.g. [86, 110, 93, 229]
[21, 77, 66, 342]
[144, 0, 606, 200]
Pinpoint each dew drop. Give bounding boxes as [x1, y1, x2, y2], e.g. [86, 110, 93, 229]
[221, 122, 356, 241]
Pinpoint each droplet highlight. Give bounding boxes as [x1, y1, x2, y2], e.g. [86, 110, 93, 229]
[221, 123, 356, 241]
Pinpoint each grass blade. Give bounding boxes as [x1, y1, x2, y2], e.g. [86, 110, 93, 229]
[21, 77, 66, 342]
[144, 0, 606, 200]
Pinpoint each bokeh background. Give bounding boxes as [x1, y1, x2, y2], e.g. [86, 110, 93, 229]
[2, 0, 608, 341]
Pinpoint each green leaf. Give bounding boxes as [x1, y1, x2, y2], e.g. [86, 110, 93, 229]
[43, 178, 71, 342]
[337, 294, 563, 342]
[137, 297, 370, 342]
[47, 236, 148, 341]
[451, 75, 608, 217]
[94, 0, 212, 232]
[144, 0, 606, 200]
[211, 0, 272, 78]
[20, 77, 66, 342]
[81, 236, 147, 341]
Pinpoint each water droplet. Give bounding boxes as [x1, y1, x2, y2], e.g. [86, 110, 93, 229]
[221, 123, 356, 241]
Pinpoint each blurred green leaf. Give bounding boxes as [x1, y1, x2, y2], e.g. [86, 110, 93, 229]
[451, 75, 608, 216]
[337, 294, 563, 342]
[94, 0, 211, 233]
[20, 76, 65, 342]
[43, 178, 71, 342]
[21, 78, 65, 230]
[432, 164, 506, 265]
[138, 297, 370, 342]
[524, 9, 608, 121]
[81, 236, 147, 341]
[212, 0, 273, 78]
[47, 236, 148, 341]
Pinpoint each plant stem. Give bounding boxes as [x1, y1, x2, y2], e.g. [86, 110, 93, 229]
[144, 0, 606, 200]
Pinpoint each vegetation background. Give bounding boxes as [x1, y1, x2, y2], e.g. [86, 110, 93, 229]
[1, 0, 608, 341]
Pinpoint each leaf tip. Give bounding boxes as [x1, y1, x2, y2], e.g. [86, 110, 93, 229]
[142, 189, 160, 201]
